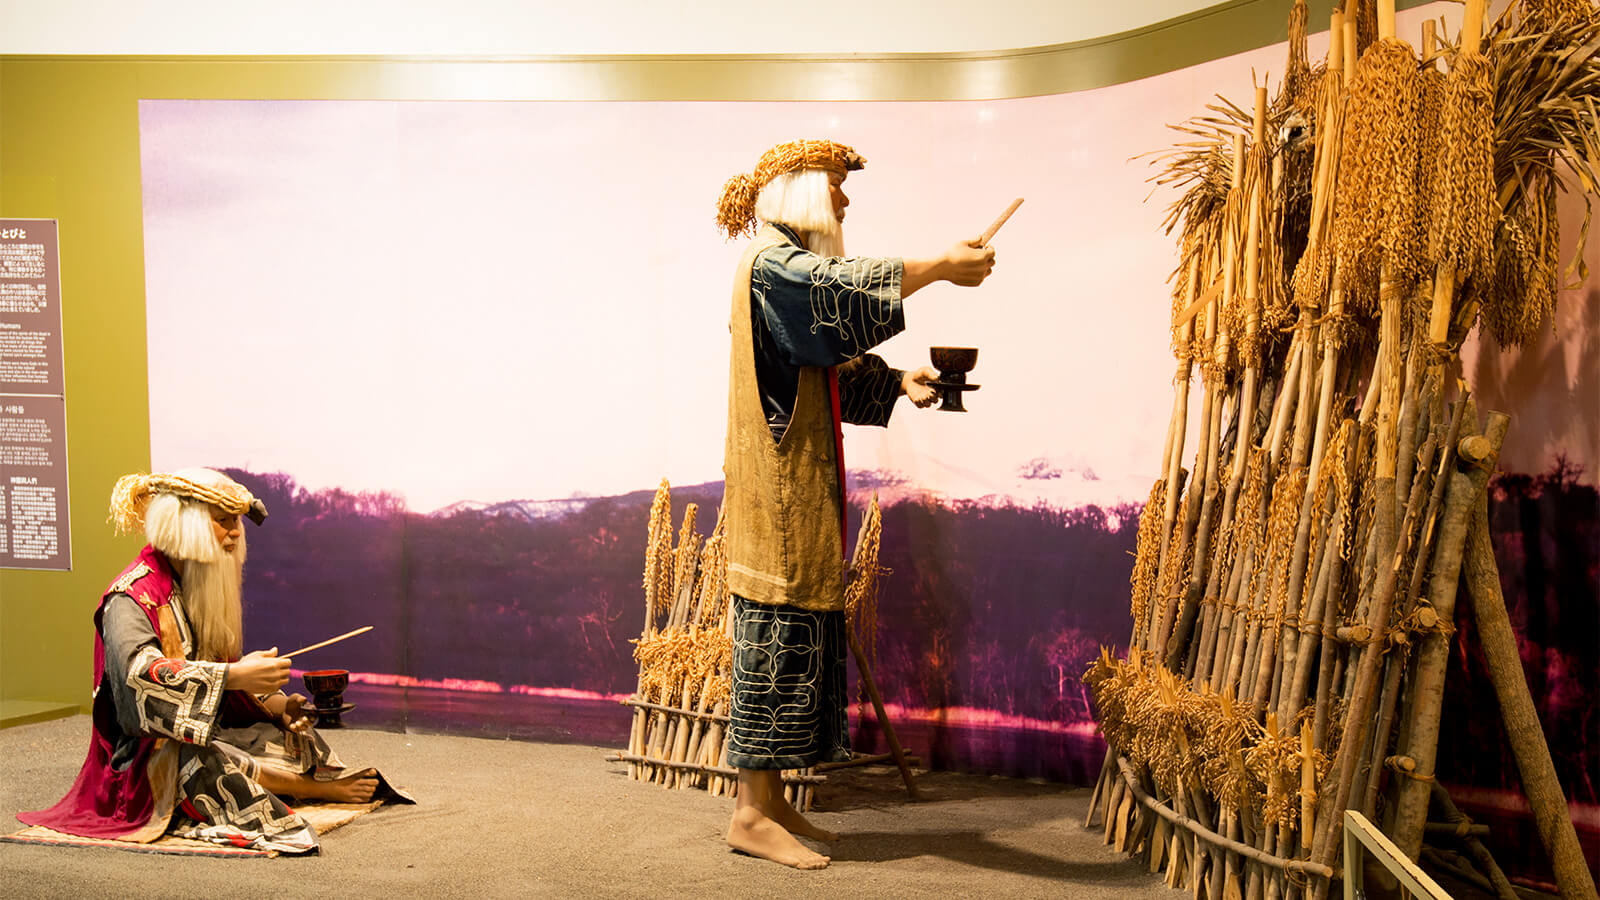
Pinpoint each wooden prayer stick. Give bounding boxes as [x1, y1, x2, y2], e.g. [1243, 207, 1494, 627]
[284, 625, 372, 659]
[977, 198, 1024, 245]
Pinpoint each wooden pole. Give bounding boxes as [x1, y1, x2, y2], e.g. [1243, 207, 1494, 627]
[1388, 413, 1509, 858]
[1114, 756, 1335, 880]
[1460, 485, 1598, 900]
[1306, 282, 1408, 897]
[1428, 781, 1521, 900]
[847, 626, 920, 800]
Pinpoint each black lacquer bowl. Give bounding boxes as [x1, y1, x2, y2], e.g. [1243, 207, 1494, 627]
[302, 669, 352, 727]
[929, 346, 980, 412]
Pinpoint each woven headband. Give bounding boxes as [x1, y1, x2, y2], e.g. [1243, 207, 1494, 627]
[716, 139, 865, 239]
[109, 472, 267, 535]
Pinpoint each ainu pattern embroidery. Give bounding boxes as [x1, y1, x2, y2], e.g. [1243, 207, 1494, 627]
[109, 563, 152, 599]
[126, 643, 225, 746]
[173, 744, 315, 853]
[837, 355, 901, 427]
[806, 257, 901, 358]
[731, 609, 824, 761]
[727, 603, 847, 766]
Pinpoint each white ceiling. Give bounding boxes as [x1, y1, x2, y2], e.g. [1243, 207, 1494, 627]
[0, 0, 1224, 55]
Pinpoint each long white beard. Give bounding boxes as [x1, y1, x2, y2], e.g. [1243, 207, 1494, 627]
[182, 539, 245, 662]
[805, 220, 846, 258]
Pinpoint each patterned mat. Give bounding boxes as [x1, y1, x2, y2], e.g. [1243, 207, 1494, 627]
[0, 800, 384, 858]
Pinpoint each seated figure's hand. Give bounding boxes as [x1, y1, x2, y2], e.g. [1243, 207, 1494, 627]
[944, 240, 996, 286]
[902, 366, 940, 409]
[281, 693, 315, 734]
[226, 648, 291, 695]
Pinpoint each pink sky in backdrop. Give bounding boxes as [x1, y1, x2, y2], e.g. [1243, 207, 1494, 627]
[140, 3, 1590, 513]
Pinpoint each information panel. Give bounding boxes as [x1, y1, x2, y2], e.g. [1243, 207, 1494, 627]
[1, 218, 70, 571]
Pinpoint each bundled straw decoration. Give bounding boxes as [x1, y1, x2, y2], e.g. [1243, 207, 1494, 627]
[845, 493, 889, 688]
[1088, 2, 1600, 898]
[612, 481, 903, 812]
[618, 482, 764, 798]
[1429, 53, 1497, 281]
[1333, 36, 1421, 295]
[1479, 176, 1562, 345]
[1466, 3, 1600, 345]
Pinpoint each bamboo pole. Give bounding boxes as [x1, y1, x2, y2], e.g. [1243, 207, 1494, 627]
[1087, 751, 1114, 828]
[1280, 438, 1345, 727]
[1171, 92, 1270, 670]
[1160, 251, 1204, 609]
[1154, 133, 1245, 657]
[1306, 290, 1410, 898]
[1210, 538, 1256, 694]
[1392, 346, 1424, 528]
[1309, 496, 1347, 756]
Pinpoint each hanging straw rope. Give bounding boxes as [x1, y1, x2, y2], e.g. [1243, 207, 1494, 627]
[1333, 35, 1423, 298]
[845, 493, 889, 692]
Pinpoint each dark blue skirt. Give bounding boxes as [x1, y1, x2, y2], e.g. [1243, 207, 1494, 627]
[725, 596, 852, 770]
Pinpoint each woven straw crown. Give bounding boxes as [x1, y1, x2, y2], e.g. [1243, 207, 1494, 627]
[716, 139, 866, 239]
[108, 471, 263, 535]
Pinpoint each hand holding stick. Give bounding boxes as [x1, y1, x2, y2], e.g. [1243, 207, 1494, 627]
[978, 198, 1024, 246]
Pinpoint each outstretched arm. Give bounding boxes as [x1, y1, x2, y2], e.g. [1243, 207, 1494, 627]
[901, 240, 996, 298]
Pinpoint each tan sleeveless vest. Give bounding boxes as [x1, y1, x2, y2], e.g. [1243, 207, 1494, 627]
[723, 225, 846, 611]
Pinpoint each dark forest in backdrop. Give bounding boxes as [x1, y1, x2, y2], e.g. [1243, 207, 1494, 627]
[227, 462, 1599, 807]
[231, 468, 1139, 778]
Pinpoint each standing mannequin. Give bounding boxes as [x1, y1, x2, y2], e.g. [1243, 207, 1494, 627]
[715, 139, 996, 868]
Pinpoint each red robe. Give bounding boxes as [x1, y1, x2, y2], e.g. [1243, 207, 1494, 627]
[19, 546, 186, 839]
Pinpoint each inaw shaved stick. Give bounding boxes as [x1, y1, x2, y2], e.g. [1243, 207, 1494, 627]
[284, 625, 372, 659]
[977, 198, 1024, 245]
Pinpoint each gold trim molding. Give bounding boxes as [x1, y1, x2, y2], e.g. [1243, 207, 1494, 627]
[1, 0, 1436, 102]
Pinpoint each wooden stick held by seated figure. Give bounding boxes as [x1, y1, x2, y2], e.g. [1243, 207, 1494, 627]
[284, 625, 373, 659]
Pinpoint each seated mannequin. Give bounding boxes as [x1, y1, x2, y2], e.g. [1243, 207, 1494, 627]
[19, 468, 411, 853]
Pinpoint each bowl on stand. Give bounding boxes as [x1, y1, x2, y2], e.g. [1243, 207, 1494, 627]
[301, 668, 354, 728]
[929, 346, 981, 412]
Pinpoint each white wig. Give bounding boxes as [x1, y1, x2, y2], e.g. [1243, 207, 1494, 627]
[756, 169, 837, 235]
[142, 468, 248, 661]
[142, 467, 242, 564]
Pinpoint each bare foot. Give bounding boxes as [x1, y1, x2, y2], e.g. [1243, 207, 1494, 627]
[258, 766, 379, 803]
[773, 798, 839, 843]
[726, 806, 830, 869]
[309, 771, 379, 804]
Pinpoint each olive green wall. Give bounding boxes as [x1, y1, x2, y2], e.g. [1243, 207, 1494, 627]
[0, 0, 1429, 722]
